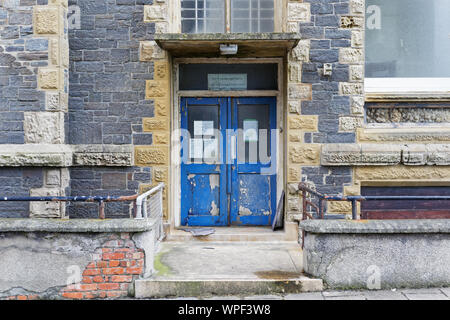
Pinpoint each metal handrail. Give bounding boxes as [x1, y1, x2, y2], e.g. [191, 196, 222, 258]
[298, 182, 450, 220]
[135, 183, 165, 219]
[0, 194, 139, 219]
[298, 182, 450, 248]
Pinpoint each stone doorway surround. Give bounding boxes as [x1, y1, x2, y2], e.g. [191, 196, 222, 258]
[170, 57, 286, 229]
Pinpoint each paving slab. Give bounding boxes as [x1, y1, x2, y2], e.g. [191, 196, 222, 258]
[244, 295, 283, 300]
[322, 290, 366, 298]
[363, 290, 408, 300]
[402, 293, 448, 300]
[203, 296, 244, 300]
[401, 288, 444, 295]
[440, 288, 450, 298]
[283, 293, 324, 300]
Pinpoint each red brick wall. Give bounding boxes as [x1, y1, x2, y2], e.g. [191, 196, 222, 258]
[5, 233, 145, 300]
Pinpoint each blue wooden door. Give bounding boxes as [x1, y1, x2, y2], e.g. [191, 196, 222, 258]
[180, 97, 277, 226]
[230, 97, 277, 225]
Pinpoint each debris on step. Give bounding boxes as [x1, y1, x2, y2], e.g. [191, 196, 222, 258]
[180, 228, 216, 237]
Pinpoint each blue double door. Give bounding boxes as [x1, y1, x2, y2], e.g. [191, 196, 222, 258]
[181, 97, 277, 226]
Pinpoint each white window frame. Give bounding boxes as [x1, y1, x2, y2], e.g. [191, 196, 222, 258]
[365, 78, 450, 101]
[179, 0, 282, 34]
[364, 1, 450, 101]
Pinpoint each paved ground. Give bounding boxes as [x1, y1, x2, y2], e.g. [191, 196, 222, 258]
[144, 287, 450, 300]
[154, 242, 303, 280]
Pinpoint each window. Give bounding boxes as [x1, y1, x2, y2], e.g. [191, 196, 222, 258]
[181, 0, 274, 34]
[365, 0, 450, 95]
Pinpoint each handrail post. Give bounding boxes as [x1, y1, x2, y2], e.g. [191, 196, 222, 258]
[99, 201, 105, 219]
[302, 188, 307, 221]
[351, 199, 358, 220]
[134, 200, 141, 219]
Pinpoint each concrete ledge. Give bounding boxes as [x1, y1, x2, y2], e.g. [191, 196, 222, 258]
[300, 219, 450, 289]
[154, 33, 300, 57]
[300, 219, 450, 234]
[0, 218, 158, 233]
[135, 277, 323, 298]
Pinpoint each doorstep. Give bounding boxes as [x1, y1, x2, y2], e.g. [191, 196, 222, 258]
[163, 222, 299, 242]
[133, 241, 323, 298]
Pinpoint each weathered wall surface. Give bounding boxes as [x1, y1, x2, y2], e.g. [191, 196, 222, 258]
[66, 0, 168, 219]
[0, 0, 70, 218]
[0, 218, 161, 300]
[301, 220, 450, 289]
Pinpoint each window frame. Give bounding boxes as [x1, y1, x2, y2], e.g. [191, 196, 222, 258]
[365, 78, 450, 101]
[364, 1, 450, 101]
[179, 0, 282, 34]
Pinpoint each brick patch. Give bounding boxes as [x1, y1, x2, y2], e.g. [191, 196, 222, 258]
[58, 233, 144, 299]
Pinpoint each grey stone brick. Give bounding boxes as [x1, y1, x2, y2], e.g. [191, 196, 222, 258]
[310, 49, 339, 63]
[25, 39, 48, 51]
[133, 133, 153, 145]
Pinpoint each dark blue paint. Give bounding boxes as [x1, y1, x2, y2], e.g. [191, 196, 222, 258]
[180, 97, 277, 226]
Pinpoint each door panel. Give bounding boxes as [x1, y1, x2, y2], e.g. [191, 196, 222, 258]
[230, 97, 277, 226]
[181, 98, 228, 226]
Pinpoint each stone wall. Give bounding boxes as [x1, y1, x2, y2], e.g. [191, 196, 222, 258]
[0, 0, 70, 218]
[68, 166, 151, 219]
[0, 0, 68, 144]
[286, 0, 364, 219]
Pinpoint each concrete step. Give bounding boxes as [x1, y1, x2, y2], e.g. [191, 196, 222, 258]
[164, 222, 299, 242]
[133, 241, 323, 298]
[134, 276, 323, 298]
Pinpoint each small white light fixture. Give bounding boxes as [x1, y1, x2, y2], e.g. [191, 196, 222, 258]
[220, 44, 238, 55]
[323, 63, 333, 76]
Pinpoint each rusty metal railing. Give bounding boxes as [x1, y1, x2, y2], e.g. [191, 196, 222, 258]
[298, 182, 450, 247]
[0, 183, 165, 220]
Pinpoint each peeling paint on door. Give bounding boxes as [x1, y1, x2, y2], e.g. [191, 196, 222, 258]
[209, 175, 219, 191]
[210, 201, 219, 215]
[239, 206, 252, 216]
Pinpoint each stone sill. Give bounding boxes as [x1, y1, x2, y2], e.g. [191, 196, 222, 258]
[321, 143, 450, 166]
[0, 144, 133, 167]
[357, 127, 450, 143]
[300, 219, 450, 234]
[0, 218, 158, 233]
[365, 92, 450, 102]
[154, 32, 300, 57]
